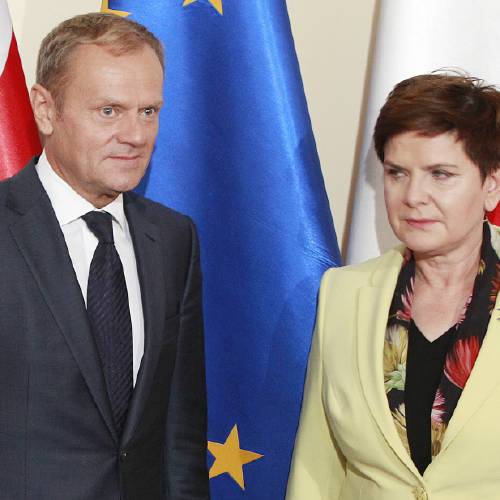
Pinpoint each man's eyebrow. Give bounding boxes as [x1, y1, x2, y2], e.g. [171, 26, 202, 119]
[90, 98, 164, 108]
[145, 100, 164, 108]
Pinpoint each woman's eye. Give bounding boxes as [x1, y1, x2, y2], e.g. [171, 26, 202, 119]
[385, 167, 405, 179]
[432, 170, 453, 179]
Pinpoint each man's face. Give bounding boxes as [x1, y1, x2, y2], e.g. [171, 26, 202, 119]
[36, 43, 164, 207]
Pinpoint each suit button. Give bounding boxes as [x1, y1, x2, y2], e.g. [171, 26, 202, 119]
[413, 487, 427, 500]
[119, 451, 128, 462]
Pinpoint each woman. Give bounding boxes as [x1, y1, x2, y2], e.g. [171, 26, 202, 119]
[286, 74, 500, 500]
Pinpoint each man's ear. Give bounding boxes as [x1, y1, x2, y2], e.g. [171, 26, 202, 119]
[484, 169, 500, 213]
[30, 84, 56, 136]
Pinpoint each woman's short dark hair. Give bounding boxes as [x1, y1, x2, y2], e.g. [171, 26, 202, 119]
[374, 73, 500, 178]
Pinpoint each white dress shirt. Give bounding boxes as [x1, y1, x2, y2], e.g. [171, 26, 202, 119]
[35, 151, 144, 385]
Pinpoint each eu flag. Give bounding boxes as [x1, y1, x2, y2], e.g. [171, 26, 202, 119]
[107, 1, 341, 498]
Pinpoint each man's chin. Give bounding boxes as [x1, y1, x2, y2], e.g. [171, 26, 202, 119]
[106, 181, 140, 196]
[93, 180, 142, 207]
[106, 169, 147, 191]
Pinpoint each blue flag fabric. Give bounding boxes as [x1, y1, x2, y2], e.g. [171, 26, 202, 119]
[109, 1, 341, 498]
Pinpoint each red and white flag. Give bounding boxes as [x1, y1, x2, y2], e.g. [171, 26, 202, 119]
[346, 0, 500, 264]
[0, 0, 40, 181]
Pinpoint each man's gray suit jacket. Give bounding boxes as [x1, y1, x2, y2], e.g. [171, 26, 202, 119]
[0, 159, 210, 499]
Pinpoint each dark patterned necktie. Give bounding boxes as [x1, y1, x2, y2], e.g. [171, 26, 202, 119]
[82, 211, 133, 435]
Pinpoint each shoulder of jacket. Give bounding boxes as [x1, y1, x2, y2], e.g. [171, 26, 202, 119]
[321, 246, 405, 290]
[0, 178, 9, 203]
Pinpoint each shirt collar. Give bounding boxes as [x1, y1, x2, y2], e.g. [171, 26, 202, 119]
[35, 150, 126, 229]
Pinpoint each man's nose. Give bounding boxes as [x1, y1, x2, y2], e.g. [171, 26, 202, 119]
[117, 114, 147, 146]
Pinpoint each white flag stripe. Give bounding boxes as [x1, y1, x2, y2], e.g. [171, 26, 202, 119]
[347, 0, 500, 264]
[0, 0, 13, 75]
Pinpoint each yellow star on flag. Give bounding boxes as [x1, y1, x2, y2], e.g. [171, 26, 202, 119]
[100, 0, 130, 17]
[183, 0, 223, 15]
[207, 424, 263, 490]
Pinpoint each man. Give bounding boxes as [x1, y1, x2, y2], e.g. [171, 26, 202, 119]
[0, 13, 209, 499]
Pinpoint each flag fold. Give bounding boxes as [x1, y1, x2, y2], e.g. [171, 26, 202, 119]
[108, 0, 340, 498]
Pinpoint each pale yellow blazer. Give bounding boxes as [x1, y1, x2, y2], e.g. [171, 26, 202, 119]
[286, 246, 500, 500]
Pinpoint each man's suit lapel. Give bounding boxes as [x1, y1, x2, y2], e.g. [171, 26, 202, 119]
[356, 249, 421, 478]
[121, 195, 167, 446]
[7, 163, 118, 443]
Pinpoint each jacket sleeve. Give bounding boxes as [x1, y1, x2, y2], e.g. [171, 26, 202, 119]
[286, 269, 346, 499]
[164, 220, 210, 499]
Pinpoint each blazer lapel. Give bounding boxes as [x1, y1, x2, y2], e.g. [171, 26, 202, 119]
[121, 195, 167, 446]
[439, 292, 500, 453]
[356, 249, 421, 477]
[7, 164, 118, 443]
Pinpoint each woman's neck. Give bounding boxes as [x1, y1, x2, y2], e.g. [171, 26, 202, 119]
[411, 238, 482, 341]
[413, 238, 482, 290]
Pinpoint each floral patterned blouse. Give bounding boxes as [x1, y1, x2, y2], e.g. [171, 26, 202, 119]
[384, 222, 500, 472]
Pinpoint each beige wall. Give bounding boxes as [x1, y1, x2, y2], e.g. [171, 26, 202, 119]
[7, 0, 101, 84]
[8, 0, 376, 254]
[287, 0, 376, 253]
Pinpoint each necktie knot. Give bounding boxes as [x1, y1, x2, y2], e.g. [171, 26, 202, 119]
[82, 211, 114, 244]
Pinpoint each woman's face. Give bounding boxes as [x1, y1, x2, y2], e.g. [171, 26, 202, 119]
[383, 131, 500, 259]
